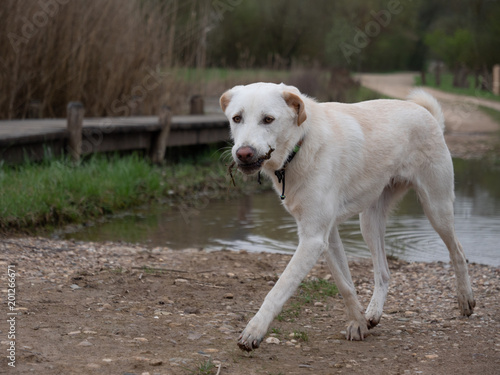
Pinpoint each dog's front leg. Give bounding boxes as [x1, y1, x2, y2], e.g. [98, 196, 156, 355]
[238, 236, 326, 351]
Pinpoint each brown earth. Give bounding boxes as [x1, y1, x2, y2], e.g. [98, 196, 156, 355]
[0, 238, 498, 375]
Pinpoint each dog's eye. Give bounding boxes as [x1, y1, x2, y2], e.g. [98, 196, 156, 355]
[263, 116, 275, 124]
[232, 115, 242, 123]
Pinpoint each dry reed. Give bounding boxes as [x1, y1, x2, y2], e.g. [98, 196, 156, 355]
[0, 0, 207, 119]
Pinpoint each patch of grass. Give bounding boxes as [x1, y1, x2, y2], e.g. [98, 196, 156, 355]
[291, 330, 309, 342]
[140, 266, 158, 275]
[271, 327, 282, 335]
[276, 301, 302, 322]
[479, 105, 500, 126]
[175, 67, 291, 85]
[344, 85, 391, 102]
[415, 73, 500, 102]
[298, 278, 338, 304]
[0, 150, 261, 232]
[276, 279, 338, 322]
[188, 359, 217, 375]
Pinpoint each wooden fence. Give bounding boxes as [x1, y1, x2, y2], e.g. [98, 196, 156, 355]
[0, 98, 229, 164]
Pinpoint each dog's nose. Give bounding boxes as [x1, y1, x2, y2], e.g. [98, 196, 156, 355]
[236, 146, 256, 162]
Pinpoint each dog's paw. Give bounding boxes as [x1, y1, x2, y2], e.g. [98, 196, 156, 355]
[237, 329, 264, 352]
[345, 320, 369, 341]
[366, 315, 381, 329]
[365, 306, 383, 329]
[458, 293, 476, 317]
[237, 317, 268, 352]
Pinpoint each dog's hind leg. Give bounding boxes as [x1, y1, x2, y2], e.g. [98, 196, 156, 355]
[414, 162, 475, 316]
[324, 227, 368, 340]
[360, 183, 409, 328]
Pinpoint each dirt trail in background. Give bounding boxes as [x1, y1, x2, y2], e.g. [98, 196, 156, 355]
[358, 72, 500, 158]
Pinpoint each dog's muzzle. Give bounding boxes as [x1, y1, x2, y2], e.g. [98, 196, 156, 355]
[235, 146, 264, 174]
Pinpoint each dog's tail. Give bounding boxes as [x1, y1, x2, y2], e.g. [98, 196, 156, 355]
[407, 88, 445, 133]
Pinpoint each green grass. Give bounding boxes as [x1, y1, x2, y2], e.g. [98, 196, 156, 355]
[415, 73, 500, 102]
[276, 279, 338, 321]
[344, 85, 391, 102]
[291, 330, 309, 342]
[0, 150, 258, 232]
[271, 327, 282, 335]
[298, 278, 339, 303]
[173, 67, 291, 85]
[187, 359, 217, 375]
[479, 105, 500, 126]
[276, 301, 302, 322]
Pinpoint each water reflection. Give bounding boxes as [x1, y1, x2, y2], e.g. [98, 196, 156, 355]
[63, 158, 500, 266]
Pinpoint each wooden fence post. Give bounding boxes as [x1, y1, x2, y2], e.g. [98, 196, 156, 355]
[66, 102, 85, 163]
[435, 62, 441, 87]
[190, 95, 204, 115]
[28, 100, 42, 119]
[493, 64, 500, 96]
[151, 105, 172, 164]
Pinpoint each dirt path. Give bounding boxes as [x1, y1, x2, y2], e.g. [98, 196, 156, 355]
[358, 72, 500, 158]
[0, 238, 498, 375]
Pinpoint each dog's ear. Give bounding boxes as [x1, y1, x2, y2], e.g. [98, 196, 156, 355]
[220, 90, 232, 113]
[283, 91, 307, 126]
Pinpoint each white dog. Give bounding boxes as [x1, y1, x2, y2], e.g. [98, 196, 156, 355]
[220, 82, 475, 352]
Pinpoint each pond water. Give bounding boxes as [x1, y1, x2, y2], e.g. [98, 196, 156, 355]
[62, 158, 500, 266]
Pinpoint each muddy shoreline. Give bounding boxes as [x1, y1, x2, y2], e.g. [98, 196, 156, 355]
[0, 238, 498, 374]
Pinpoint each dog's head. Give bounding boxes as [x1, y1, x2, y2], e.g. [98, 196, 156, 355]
[220, 82, 307, 175]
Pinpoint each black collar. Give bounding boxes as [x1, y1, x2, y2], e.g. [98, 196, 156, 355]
[274, 139, 303, 200]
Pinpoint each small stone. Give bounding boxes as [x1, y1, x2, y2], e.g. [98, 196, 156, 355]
[134, 337, 148, 342]
[265, 337, 280, 345]
[70, 284, 81, 290]
[218, 324, 235, 334]
[226, 272, 236, 278]
[187, 332, 202, 341]
[78, 340, 93, 347]
[223, 293, 234, 299]
[153, 310, 172, 316]
[425, 354, 439, 359]
[314, 302, 324, 307]
[174, 278, 189, 284]
[203, 348, 219, 353]
[68, 331, 81, 336]
[102, 358, 113, 363]
[183, 307, 200, 314]
[149, 360, 163, 366]
[102, 303, 113, 310]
